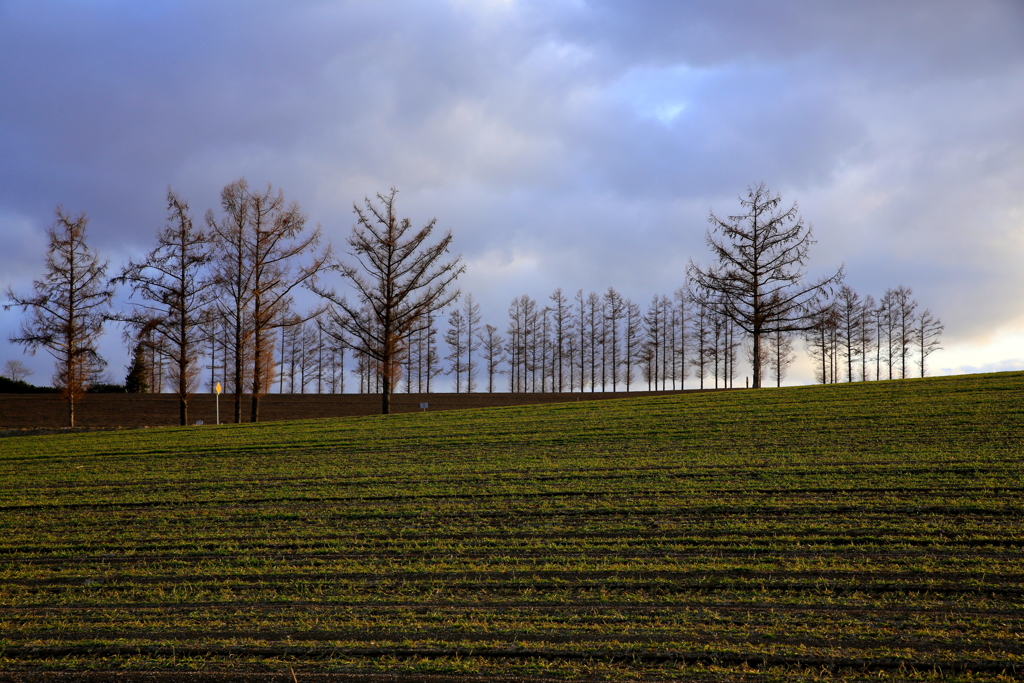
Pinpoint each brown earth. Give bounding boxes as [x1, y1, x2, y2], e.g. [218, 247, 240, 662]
[0, 389, 707, 432]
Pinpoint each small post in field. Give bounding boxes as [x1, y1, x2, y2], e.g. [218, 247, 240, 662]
[215, 381, 222, 424]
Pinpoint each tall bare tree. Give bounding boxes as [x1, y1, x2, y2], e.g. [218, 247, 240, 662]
[113, 189, 214, 425]
[311, 188, 463, 414]
[573, 289, 589, 392]
[834, 285, 864, 383]
[622, 298, 642, 391]
[603, 287, 625, 391]
[766, 328, 795, 387]
[805, 299, 839, 384]
[549, 288, 571, 392]
[208, 178, 328, 421]
[915, 309, 944, 378]
[537, 306, 552, 391]
[858, 294, 876, 381]
[687, 183, 843, 388]
[506, 296, 524, 392]
[585, 291, 604, 391]
[423, 311, 444, 393]
[672, 287, 691, 390]
[643, 295, 663, 390]
[207, 182, 254, 420]
[462, 293, 481, 392]
[445, 307, 468, 392]
[5, 208, 113, 426]
[691, 299, 711, 390]
[478, 323, 506, 393]
[891, 286, 917, 380]
[872, 296, 888, 381]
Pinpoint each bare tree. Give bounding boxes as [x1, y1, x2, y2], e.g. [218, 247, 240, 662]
[622, 298, 642, 391]
[721, 313, 739, 388]
[585, 291, 604, 391]
[891, 286, 917, 379]
[506, 295, 529, 392]
[691, 299, 711, 389]
[672, 287, 690, 390]
[872, 296, 889, 381]
[478, 323, 506, 393]
[445, 307, 467, 392]
[208, 182, 255, 420]
[573, 290, 589, 392]
[805, 300, 839, 384]
[297, 321, 319, 393]
[1, 359, 33, 383]
[5, 208, 113, 426]
[322, 310, 349, 394]
[462, 293, 481, 392]
[537, 306, 552, 391]
[643, 295, 662, 390]
[312, 188, 463, 414]
[858, 294, 876, 381]
[603, 287, 625, 391]
[687, 183, 843, 388]
[505, 297, 522, 392]
[709, 306, 724, 388]
[423, 311, 444, 393]
[765, 328, 795, 387]
[113, 189, 214, 425]
[549, 288, 570, 392]
[915, 309, 944, 378]
[834, 285, 864, 383]
[208, 179, 328, 421]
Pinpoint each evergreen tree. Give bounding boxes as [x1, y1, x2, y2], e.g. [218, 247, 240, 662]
[124, 343, 150, 393]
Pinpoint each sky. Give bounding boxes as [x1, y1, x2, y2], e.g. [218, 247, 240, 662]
[1, 0, 1023, 388]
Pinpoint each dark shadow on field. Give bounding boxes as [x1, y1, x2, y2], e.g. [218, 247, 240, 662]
[0, 389, 722, 431]
[0, 674, 551, 683]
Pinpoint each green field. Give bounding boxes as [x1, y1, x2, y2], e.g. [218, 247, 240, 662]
[1, 373, 1022, 682]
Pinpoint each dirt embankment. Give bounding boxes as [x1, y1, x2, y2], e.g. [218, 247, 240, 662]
[0, 388, 703, 431]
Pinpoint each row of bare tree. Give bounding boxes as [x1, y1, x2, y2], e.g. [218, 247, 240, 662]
[803, 284, 943, 384]
[5, 181, 943, 426]
[4, 183, 462, 425]
[348, 281, 940, 397]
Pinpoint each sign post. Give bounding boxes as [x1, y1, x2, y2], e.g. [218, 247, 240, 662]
[215, 382, 222, 425]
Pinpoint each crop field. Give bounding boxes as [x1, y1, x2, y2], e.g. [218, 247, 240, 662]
[0, 372, 1022, 682]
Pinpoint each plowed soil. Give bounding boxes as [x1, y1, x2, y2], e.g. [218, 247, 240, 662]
[0, 389, 700, 431]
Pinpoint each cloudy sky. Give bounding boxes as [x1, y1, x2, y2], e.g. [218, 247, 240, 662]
[2, 0, 1022, 388]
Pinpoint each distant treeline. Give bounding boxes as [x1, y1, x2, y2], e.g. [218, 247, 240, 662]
[0, 377, 56, 394]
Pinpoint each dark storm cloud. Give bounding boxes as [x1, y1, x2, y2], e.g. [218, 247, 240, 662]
[2, 0, 1023, 382]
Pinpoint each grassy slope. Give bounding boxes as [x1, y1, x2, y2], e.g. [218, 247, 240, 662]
[0, 372, 1022, 681]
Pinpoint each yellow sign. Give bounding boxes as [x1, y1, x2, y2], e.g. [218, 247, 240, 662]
[215, 382, 222, 395]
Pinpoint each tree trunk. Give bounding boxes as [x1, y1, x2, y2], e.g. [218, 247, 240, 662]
[752, 331, 762, 388]
[381, 374, 391, 415]
[179, 343, 189, 426]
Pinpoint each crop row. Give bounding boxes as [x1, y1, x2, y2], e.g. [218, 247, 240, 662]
[0, 372, 1021, 680]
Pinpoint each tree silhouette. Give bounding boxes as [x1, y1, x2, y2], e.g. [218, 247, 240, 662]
[5, 208, 113, 426]
[915, 309, 944, 378]
[312, 188, 463, 414]
[113, 189, 213, 424]
[687, 183, 843, 388]
[208, 179, 328, 421]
